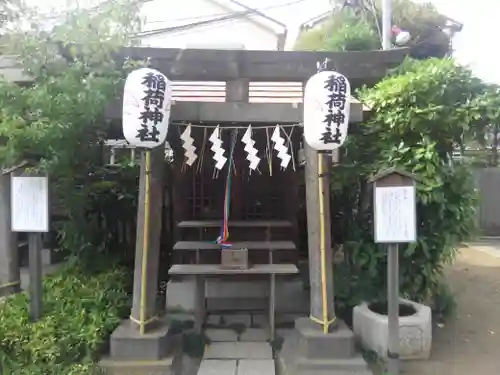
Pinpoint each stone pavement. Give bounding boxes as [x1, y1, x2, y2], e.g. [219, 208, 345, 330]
[198, 328, 275, 375]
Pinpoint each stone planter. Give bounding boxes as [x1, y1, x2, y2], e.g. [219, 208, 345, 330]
[353, 298, 432, 360]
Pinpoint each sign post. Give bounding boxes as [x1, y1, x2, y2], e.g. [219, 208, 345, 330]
[10, 173, 49, 321]
[371, 168, 417, 375]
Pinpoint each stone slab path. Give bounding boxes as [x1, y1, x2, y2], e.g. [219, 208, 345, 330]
[199, 359, 274, 375]
[204, 342, 272, 360]
[197, 328, 275, 375]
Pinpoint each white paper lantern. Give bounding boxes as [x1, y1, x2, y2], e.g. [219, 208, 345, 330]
[303, 71, 351, 151]
[122, 68, 172, 148]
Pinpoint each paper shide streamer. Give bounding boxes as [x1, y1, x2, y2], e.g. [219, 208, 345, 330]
[169, 123, 299, 174]
[180, 125, 197, 166]
[209, 126, 227, 170]
[241, 125, 260, 171]
[271, 125, 291, 169]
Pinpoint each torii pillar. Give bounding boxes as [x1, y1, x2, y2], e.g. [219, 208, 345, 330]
[278, 98, 373, 375]
[107, 146, 173, 367]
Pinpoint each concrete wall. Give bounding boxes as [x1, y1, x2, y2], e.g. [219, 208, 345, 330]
[474, 168, 500, 235]
[139, 0, 280, 50]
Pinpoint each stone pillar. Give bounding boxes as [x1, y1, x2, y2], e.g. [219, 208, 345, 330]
[304, 142, 335, 331]
[0, 173, 20, 297]
[109, 147, 174, 362]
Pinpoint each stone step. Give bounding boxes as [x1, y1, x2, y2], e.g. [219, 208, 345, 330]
[295, 355, 371, 373]
[203, 342, 272, 360]
[197, 360, 275, 375]
[166, 279, 308, 314]
[99, 357, 174, 375]
[205, 312, 304, 329]
[206, 313, 252, 327]
[205, 328, 269, 342]
[240, 328, 269, 342]
[205, 329, 239, 342]
[198, 360, 236, 375]
[238, 359, 275, 375]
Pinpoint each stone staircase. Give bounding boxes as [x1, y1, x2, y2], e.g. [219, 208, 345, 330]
[168, 220, 301, 375]
[199, 326, 275, 375]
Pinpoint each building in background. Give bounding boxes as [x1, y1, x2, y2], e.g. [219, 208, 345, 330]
[137, 0, 288, 50]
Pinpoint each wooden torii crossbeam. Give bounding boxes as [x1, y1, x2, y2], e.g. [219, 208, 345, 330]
[0, 47, 406, 123]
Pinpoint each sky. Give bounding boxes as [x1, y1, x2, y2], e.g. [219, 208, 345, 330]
[415, 0, 499, 84]
[25, 0, 499, 84]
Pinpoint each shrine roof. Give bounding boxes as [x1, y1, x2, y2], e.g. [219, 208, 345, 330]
[1, 47, 408, 84]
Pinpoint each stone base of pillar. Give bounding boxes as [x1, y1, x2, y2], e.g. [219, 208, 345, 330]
[109, 318, 177, 361]
[277, 317, 372, 375]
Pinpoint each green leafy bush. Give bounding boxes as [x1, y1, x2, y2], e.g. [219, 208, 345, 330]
[0, 260, 131, 374]
[295, 8, 380, 52]
[333, 59, 486, 311]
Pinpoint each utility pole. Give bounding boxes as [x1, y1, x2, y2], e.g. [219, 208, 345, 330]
[381, 3, 401, 375]
[382, 0, 392, 50]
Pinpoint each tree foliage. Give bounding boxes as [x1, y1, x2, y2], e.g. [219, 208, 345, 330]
[378, 0, 453, 59]
[294, 8, 380, 52]
[0, 0, 144, 255]
[295, 0, 455, 59]
[333, 58, 489, 309]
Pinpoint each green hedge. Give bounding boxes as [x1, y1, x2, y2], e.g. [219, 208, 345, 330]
[0, 260, 131, 374]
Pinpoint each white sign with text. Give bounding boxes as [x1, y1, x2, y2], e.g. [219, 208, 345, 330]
[374, 185, 416, 243]
[11, 176, 49, 233]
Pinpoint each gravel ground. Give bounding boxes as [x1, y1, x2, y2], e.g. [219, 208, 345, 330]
[402, 244, 500, 375]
